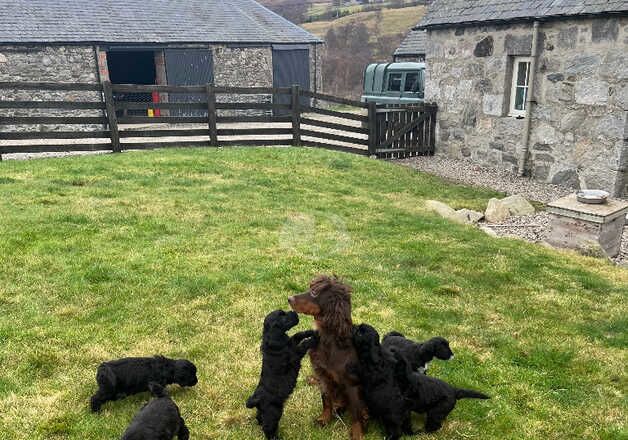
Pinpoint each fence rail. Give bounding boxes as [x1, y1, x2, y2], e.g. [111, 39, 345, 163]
[0, 82, 437, 159]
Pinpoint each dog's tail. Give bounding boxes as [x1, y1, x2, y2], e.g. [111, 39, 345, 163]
[455, 388, 490, 400]
[148, 382, 168, 398]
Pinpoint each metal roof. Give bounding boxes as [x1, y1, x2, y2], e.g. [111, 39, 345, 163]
[0, 0, 322, 44]
[395, 30, 427, 56]
[417, 0, 628, 29]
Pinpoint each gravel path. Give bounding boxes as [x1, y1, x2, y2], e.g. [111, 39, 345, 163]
[396, 156, 627, 266]
[396, 155, 573, 203]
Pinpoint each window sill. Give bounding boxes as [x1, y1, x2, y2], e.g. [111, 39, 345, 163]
[508, 113, 526, 119]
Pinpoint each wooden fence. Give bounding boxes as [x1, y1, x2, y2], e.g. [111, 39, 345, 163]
[0, 82, 436, 160]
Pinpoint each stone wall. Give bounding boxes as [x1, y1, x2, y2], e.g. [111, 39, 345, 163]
[425, 16, 628, 196]
[0, 45, 103, 132]
[213, 43, 321, 115]
[0, 45, 99, 83]
[0, 42, 324, 122]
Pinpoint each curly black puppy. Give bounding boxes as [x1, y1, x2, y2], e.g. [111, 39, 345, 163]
[351, 324, 412, 440]
[382, 332, 453, 373]
[121, 382, 189, 440]
[246, 310, 318, 440]
[90, 356, 198, 412]
[393, 351, 489, 433]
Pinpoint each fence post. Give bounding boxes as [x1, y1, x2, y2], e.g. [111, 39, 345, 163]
[429, 105, 437, 154]
[368, 101, 377, 156]
[102, 81, 121, 153]
[291, 84, 301, 147]
[206, 83, 218, 147]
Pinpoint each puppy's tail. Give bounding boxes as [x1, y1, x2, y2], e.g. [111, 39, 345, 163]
[245, 389, 260, 409]
[383, 331, 405, 340]
[455, 388, 490, 400]
[148, 382, 168, 398]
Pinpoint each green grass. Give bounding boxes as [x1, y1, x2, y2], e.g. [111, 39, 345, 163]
[0, 147, 626, 440]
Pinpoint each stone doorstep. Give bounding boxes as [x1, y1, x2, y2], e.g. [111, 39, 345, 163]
[547, 194, 628, 224]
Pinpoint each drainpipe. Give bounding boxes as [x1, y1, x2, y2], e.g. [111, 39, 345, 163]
[518, 20, 540, 176]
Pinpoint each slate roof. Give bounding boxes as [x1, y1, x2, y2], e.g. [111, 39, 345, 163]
[0, 0, 322, 44]
[417, 0, 628, 29]
[395, 30, 427, 56]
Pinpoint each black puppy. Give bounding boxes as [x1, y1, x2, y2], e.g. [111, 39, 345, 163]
[351, 324, 412, 440]
[382, 332, 453, 373]
[121, 382, 189, 440]
[393, 351, 489, 433]
[91, 355, 198, 412]
[246, 310, 318, 440]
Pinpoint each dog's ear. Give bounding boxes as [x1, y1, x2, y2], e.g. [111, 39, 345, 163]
[321, 293, 352, 341]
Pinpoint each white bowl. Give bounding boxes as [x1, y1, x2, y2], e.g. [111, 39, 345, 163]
[576, 190, 609, 204]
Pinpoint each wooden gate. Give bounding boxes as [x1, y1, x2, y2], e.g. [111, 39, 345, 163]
[372, 104, 437, 158]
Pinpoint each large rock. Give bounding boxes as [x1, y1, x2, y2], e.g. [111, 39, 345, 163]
[485, 198, 511, 223]
[425, 200, 476, 225]
[501, 194, 536, 216]
[457, 209, 484, 224]
[485, 195, 535, 223]
[426, 200, 457, 218]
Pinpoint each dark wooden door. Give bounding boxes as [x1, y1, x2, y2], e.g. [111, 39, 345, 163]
[272, 47, 310, 115]
[165, 49, 213, 116]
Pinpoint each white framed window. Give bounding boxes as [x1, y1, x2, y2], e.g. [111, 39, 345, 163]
[509, 56, 532, 117]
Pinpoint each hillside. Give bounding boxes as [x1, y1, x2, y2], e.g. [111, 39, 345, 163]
[301, 5, 425, 43]
[302, 5, 426, 98]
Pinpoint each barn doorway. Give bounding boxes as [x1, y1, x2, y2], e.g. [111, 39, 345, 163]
[106, 50, 157, 115]
[272, 46, 310, 115]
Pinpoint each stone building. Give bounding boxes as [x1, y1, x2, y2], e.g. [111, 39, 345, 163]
[416, 0, 628, 196]
[0, 0, 322, 109]
[394, 30, 427, 62]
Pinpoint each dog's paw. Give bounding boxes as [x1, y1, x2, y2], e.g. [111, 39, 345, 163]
[315, 415, 332, 426]
[306, 375, 319, 386]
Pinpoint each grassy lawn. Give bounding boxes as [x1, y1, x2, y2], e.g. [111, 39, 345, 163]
[0, 147, 626, 440]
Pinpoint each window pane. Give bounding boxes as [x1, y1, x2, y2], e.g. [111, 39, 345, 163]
[516, 61, 530, 86]
[404, 73, 419, 92]
[388, 73, 402, 92]
[515, 86, 527, 111]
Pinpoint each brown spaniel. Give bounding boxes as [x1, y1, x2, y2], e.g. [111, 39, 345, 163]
[288, 275, 367, 440]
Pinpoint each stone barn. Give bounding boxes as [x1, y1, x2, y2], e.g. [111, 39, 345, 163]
[0, 0, 322, 102]
[416, 0, 628, 197]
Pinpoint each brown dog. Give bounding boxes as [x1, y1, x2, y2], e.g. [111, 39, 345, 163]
[288, 275, 367, 440]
